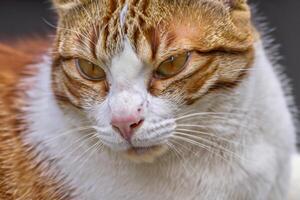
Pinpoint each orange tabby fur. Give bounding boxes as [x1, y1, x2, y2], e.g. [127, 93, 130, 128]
[52, 0, 256, 109]
[0, 0, 258, 198]
[0, 40, 74, 199]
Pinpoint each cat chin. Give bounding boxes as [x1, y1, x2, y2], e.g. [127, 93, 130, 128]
[122, 145, 168, 163]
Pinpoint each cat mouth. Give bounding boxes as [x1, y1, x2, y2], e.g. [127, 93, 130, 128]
[129, 146, 159, 155]
[123, 145, 168, 163]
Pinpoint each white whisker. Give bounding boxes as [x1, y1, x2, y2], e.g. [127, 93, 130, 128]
[176, 112, 243, 121]
[175, 126, 247, 146]
[171, 135, 233, 164]
[174, 132, 248, 162]
[166, 142, 195, 176]
[69, 134, 99, 166]
[42, 126, 96, 144]
[76, 142, 104, 175]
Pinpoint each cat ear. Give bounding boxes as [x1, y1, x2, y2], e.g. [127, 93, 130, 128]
[222, 0, 248, 10]
[53, 0, 79, 11]
[222, 0, 252, 39]
[52, 0, 89, 14]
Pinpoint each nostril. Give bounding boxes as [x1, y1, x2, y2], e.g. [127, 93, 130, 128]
[130, 119, 144, 130]
[111, 116, 144, 142]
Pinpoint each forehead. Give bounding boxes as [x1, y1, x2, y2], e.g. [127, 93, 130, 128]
[57, 0, 249, 61]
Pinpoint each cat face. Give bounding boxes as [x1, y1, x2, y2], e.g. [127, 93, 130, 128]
[51, 0, 255, 163]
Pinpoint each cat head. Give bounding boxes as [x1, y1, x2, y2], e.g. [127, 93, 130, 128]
[51, 0, 255, 163]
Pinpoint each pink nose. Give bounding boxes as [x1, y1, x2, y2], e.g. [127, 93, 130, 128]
[111, 115, 144, 142]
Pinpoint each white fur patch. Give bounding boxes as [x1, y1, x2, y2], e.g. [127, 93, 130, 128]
[289, 154, 300, 200]
[120, 3, 128, 28]
[110, 38, 144, 83]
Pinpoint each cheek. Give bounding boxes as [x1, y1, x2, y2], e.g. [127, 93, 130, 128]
[89, 100, 112, 126]
[144, 95, 178, 121]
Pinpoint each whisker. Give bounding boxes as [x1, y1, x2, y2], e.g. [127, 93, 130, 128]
[177, 106, 250, 117]
[41, 126, 96, 144]
[176, 116, 252, 129]
[76, 142, 104, 175]
[171, 135, 213, 153]
[176, 112, 244, 121]
[176, 124, 207, 129]
[52, 132, 96, 157]
[175, 127, 247, 146]
[166, 142, 195, 176]
[172, 135, 267, 185]
[39, 126, 93, 144]
[169, 138, 201, 158]
[69, 134, 99, 165]
[171, 135, 234, 164]
[174, 132, 248, 162]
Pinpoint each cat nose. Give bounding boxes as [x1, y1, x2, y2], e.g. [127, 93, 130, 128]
[111, 113, 144, 142]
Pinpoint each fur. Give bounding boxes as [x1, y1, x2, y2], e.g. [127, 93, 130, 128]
[289, 154, 300, 199]
[0, 0, 298, 199]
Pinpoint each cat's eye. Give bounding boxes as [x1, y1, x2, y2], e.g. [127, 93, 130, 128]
[155, 52, 190, 79]
[76, 58, 106, 81]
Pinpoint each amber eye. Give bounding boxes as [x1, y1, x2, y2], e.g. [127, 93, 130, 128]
[76, 58, 106, 81]
[155, 52, 190, 79]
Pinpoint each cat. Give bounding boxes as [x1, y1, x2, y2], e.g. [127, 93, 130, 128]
[0, 0, 299, 199]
